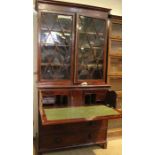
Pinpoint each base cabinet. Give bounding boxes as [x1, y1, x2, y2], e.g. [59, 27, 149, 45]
[38, 120, 108, 154]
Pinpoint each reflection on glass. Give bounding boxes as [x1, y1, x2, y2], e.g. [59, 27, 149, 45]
[41, 31, 71, 45]
[40, 12, 72, 80]
[78, 16, 106, 80]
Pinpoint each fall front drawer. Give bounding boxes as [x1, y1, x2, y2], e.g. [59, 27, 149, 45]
[39, 130, 107, 149]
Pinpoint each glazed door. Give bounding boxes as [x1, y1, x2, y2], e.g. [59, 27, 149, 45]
[39, 11, 75, 84]
[75, 13, 108, 84]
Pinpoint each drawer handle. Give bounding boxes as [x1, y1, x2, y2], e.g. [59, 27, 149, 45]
[54, 137, 61, 143]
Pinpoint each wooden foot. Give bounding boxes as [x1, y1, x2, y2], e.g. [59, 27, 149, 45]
[99, 142, 107, 149]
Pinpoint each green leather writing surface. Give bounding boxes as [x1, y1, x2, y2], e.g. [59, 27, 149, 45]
[44, 105, 119, 121]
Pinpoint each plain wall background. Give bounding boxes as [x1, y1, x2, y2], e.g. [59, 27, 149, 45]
[33, 0, 122, 137]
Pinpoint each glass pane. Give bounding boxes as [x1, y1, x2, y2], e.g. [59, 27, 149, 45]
[111, 40, 122, 54]
[111, 23, 122, 39]
[78, 16, 106, 80]
[40, 12, 73, 80]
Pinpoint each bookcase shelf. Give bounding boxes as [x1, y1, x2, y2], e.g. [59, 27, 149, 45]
[109, 53, 122, 57]
[110, 36, 122, 40]
[108, 73, 122, 77]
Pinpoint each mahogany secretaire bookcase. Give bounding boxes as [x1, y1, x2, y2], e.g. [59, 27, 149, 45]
[35, 0, 122, 154]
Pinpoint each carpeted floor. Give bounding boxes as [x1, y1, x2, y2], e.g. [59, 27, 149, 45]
[34, 138, 122, 155]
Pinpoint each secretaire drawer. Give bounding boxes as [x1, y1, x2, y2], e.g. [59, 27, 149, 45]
[40, 120, 108, 135]
[39, 132, 88, 149]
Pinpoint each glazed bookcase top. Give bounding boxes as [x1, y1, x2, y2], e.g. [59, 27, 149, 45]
[37, 1, 110, 86]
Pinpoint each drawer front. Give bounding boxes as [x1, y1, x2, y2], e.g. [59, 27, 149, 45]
[39, 129, 107, 149]
[40, 120, 108, 135]
[42, 90, 71, 96]
[40, 132, 88, 149]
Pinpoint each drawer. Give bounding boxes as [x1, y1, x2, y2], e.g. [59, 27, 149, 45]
[41, 90, 71, 96]
[39, 129, 107, 149]
[39, 132, 88, 149]
[40, 120, 108, 135]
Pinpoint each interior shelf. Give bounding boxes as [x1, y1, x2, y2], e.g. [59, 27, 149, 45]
[108, 73, 122, 77]
[79, 46, 103, 49]
[109, 53, 122, 57]
[41, 43, 71, 47]
[79, 64, 103, 68]
[41, 27, 72, 33]
[41, 63, 70, 67]
[110, 36, 122, 40]
[110, 38, 122, 41]
[79, 32, 104, 35]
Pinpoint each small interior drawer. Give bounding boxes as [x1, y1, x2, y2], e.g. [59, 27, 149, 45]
[40, 90, 71, 106]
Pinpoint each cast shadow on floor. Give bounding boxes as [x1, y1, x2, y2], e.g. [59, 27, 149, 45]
[34, 138, 122, 155]
[44, 146, 97, 155]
